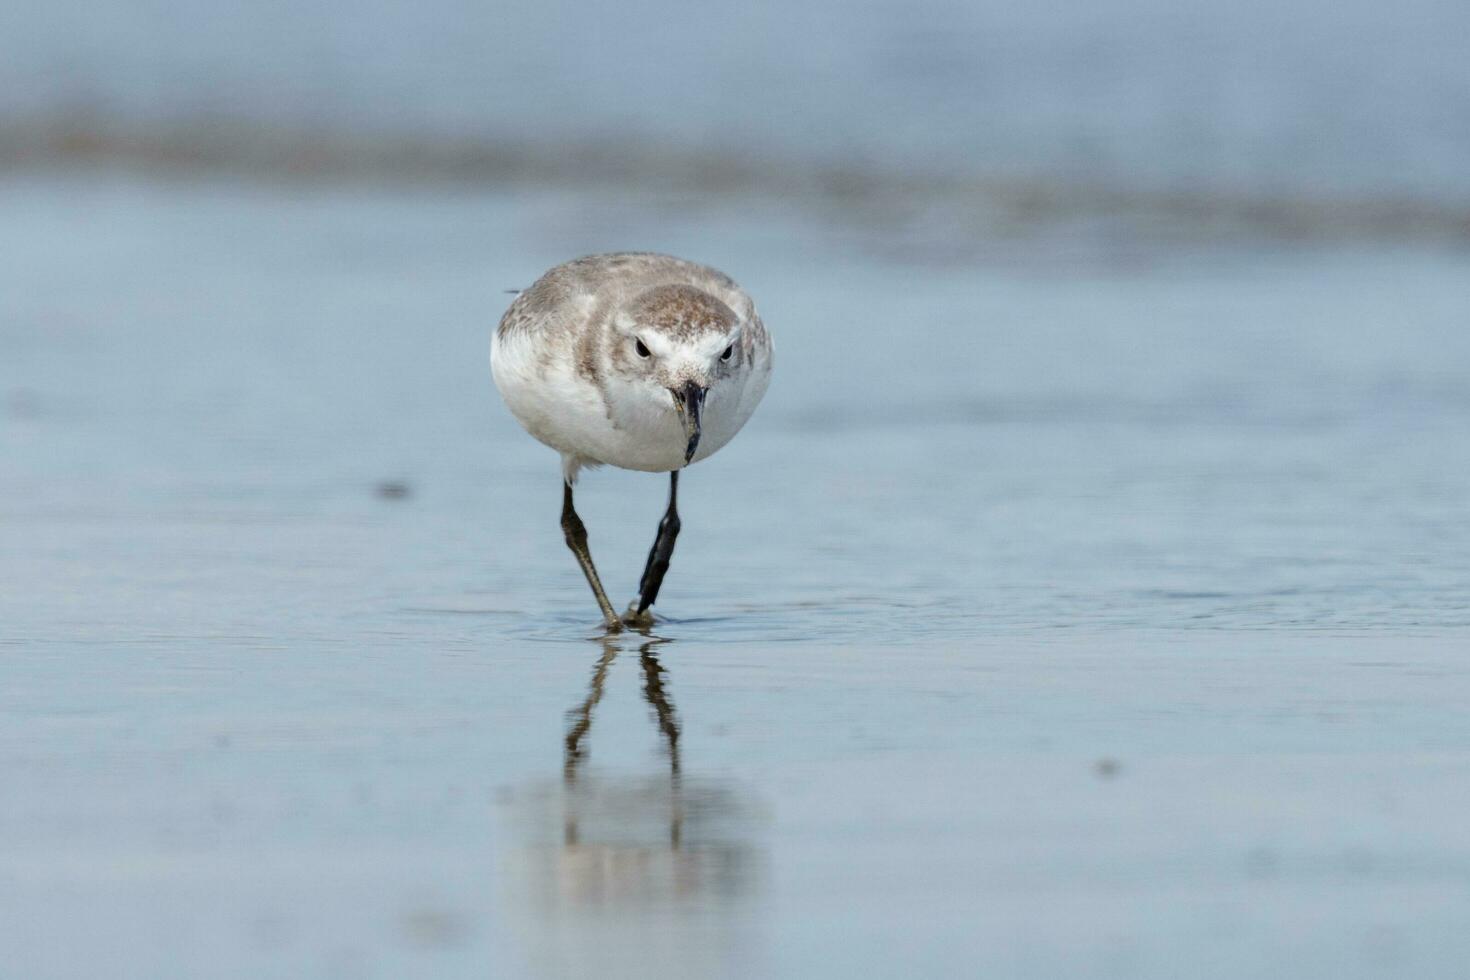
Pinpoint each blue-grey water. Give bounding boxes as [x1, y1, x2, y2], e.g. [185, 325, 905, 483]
[5, 2, 1470, 977]
[4, 176, 1470, 978]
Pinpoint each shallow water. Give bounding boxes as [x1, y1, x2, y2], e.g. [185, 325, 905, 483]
[4, 177, 1470, 977]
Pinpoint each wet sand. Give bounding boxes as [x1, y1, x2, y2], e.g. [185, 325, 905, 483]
[4, 177, 1470, 977]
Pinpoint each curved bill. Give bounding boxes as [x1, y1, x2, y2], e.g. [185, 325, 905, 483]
[671, 381, 708, 464]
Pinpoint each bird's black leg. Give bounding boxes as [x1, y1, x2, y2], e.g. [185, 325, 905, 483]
[561, 481, 621, 630]
[627, 472, 681, 624]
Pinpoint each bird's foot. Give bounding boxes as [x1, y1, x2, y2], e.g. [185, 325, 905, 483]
[621, 603, 656, 631]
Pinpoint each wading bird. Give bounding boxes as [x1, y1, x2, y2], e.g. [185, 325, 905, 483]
[491, 253, 773, 630]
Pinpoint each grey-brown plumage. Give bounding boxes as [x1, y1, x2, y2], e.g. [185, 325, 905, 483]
[498, 252, 751, 341]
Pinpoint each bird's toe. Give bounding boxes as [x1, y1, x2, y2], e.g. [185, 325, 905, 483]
[621, 603, 657, 630]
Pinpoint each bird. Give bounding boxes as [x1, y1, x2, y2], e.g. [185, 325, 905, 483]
[491, 253, 774, 630]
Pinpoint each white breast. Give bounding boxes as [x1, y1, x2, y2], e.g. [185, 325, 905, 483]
[491, 327, 610, 463]
[492, 327, 772, 476]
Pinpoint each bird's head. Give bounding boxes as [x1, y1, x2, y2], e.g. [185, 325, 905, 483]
[609, 284, 750, 464]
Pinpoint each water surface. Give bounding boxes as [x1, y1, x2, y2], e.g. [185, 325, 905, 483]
[3, 177, 1470, 977]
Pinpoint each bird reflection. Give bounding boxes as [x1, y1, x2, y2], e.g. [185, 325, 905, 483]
[498, 633, 766, 975]
[503, 630, 760, 915]
[563, 633, 684, 852]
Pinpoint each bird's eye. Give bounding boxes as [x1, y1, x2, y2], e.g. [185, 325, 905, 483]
[721, 344, 734, 361]
[635, 339, 651, 358]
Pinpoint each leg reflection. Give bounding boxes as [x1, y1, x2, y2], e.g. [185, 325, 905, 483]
[563, 638, 618, 845]
[563, 634, 684, 847]
[639, 642, 682, 847]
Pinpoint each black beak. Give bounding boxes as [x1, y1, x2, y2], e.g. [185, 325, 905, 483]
[671, 380, 707, 464]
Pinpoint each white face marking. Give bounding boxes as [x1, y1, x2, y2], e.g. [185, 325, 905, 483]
[620, 324, 744, 390]
[637, 329, 679, 360]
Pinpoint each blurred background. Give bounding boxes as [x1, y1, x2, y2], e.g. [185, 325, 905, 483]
[4, 2, 1470, 978]
[5, 0, 1470, 244]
